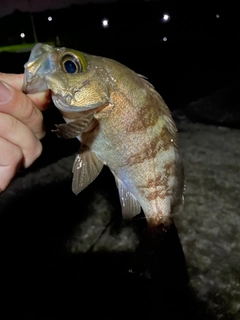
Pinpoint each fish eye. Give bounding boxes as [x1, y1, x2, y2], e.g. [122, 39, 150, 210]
[61, 54, 82, 74]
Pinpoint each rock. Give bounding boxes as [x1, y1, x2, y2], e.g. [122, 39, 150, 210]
[183, 83, 240, 128]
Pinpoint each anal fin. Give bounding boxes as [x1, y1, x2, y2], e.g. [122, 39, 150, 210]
[112, 172, 141, 220]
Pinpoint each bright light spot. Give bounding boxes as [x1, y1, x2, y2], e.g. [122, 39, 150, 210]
[48, 16, 52, 21]
[216, 14, 220, 18]
[102, 19, 109, 28]
[163, 37, 168, 41]
[20, 33, 25, 38]
[163, 14, 170, 21]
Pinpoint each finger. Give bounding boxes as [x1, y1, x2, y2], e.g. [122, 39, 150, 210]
[27, 90, 51, 111]
[0, 136, 23, 192]
[0, 73, 51, 111]
[0, 80, 45, 139]
[0, 73, 23, 90]
[0, 113, 42, 168]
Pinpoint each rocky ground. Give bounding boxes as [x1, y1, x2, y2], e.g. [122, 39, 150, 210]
[176, 118, 240, 319]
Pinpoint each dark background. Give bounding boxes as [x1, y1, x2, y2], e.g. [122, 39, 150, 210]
[0, 1, 240, 319]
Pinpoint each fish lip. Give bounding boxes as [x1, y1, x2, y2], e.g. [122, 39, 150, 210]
[52, 94, 103, 112]
[23, 74, 49, 94]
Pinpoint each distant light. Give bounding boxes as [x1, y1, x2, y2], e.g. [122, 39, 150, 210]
[20, 33, 25, 38]
[102, 19, 109, 28]
[216, 14, 220, 18]
[48, 16, 52, 21]
[163, 14, 170, 22]
[163, 37, 168, 41]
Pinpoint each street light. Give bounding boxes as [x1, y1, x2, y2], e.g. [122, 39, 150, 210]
[162, 14, 170, 22]
[102, 19, 109, 28]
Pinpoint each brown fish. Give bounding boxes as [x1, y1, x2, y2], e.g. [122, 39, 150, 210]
[23, 43, 184, 227]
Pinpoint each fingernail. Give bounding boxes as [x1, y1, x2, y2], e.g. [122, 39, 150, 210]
[0, 81, 14, 104]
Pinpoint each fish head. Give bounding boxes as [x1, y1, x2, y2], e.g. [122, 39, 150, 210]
[23, 43, 112, 114]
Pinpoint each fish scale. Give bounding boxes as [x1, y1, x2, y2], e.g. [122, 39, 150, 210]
[23, 43, 184, 227]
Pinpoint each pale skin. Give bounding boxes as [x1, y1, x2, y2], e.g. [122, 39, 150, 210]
[0, 73, 50, 193]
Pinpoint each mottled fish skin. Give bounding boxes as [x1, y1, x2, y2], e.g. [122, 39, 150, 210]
[23, 43, 184, 227]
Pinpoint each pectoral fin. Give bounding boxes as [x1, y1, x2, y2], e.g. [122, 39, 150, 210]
[72, 145, 104, 195]
[53, 113, 94, 139]
[112, 172, 141, 219]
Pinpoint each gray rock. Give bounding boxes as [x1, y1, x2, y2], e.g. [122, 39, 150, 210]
[183, 83, 240, 128]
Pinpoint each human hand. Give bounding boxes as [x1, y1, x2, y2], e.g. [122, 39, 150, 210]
[0, 73, 51, 193]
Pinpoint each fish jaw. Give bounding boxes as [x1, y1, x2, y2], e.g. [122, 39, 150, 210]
[23, 43, 57, 94]
[51, 94, 106, 113]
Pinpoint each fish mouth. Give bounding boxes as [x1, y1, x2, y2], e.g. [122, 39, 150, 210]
[52, 94, 103, 113]
[23, 43, 57, 94]
[23, 73, 49, 94]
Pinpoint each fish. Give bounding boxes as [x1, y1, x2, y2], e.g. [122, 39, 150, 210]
[23, 43, 184, 228]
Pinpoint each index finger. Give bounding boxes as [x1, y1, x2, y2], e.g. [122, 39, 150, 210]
[0, 73, 51, 111]
[0, 73, 23, 90]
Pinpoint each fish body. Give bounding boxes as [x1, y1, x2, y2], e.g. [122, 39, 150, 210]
[23, 43, 184, 227]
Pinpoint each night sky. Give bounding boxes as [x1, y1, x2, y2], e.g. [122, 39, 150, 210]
[0, 0, 238, 59]
[0, 0, 116, 18]
[0, 0, 234, 18]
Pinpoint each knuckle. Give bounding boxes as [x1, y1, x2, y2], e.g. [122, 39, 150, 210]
[8, 114, 19, 133]
[22, 97, 42, 125]
[0, 138, 22, 166]
[20, 98, 45, 138]
[24, 140, 42, 168]
[11, 145, 23, 164]
[34, 141, 43, 159]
